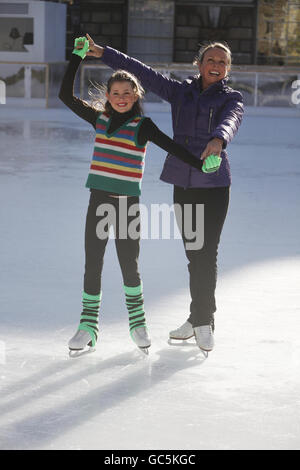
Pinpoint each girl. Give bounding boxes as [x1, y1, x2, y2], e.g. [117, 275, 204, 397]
[59, 37, 219, 355]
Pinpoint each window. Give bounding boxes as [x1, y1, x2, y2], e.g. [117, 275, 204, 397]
[174, 3, 256, 64]
[66, 1, 127, 60]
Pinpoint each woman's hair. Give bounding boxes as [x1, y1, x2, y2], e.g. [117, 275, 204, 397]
[88, 70, 145, 115]
[193, 41, 232, 68]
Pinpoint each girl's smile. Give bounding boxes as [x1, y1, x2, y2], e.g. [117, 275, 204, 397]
[106, 81, 138, 113]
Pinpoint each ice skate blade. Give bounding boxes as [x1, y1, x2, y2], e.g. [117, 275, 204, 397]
[69, 347, 96, 358]
[138, 346, 150, 355]
[168, 338, 196, 346]
[169, 333, 194, 341]
[199, 349, 209, 358]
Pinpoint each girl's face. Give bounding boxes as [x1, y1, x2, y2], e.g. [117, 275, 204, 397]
[197, 47, 230, 90]
[106, 81, 138, 113]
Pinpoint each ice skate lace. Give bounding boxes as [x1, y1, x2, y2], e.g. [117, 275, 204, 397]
[199, 325, 213, 335]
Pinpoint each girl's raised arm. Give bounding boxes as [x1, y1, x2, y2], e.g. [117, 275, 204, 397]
[59, 40, 99, 128]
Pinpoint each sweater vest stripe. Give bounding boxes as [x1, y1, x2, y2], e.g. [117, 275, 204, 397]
[90, 166, 142, 180]
[96, 124, 135, 139]
[94, 138, 145, 157]
[90, 162, 142, 176]
[93, 147, 144, 161]
[85, 112, 147, 196]
[93, 151, 144, 166]
[92, 158, 143, 171]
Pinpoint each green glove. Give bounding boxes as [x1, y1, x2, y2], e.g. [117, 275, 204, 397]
[72, 36, 89, 59]
[202, 154, 222, 173]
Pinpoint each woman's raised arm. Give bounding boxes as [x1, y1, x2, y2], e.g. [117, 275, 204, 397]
[85, 33, 182, 104]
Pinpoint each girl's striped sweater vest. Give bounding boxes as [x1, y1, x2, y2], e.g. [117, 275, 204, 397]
[85, 112, 147, 196]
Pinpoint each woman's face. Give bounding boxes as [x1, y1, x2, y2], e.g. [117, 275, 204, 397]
[106, 81, 138, 113]
[197, 47, 230, 90]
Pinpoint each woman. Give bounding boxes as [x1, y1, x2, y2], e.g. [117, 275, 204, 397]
[84, 34, 244, 353]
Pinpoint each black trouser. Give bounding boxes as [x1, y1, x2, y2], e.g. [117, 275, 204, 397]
[84, 189, 141, 295]
[173, 185, 230, 328]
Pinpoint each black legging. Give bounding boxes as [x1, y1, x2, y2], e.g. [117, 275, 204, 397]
[84, 189, 141, 295]
[173, 185, 230, 328]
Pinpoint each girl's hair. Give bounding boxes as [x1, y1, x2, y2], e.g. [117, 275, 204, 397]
[193, 41, 232, 68]
[88, 70, 145, 116]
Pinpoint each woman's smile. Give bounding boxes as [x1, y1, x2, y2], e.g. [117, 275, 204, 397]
[198, 47, 230, 89]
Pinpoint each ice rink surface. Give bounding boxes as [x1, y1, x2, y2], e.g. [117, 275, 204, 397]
[0, 103, 300, 450]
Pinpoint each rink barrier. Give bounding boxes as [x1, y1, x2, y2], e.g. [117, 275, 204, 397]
[0, 61, 299, 108]
[80, 63, 300, 108]
[0, 61, 62, 108]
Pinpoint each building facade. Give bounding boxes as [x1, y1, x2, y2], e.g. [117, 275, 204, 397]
[63, 0, 300, 66]
[0, 0, 299, 107]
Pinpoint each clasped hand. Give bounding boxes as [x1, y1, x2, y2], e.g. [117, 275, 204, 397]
[73, 33, 103, 58]
[200, 138, 223, 161]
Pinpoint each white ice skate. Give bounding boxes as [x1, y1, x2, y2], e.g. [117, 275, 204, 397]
[194, 325, 214, 356]
[168, 320, 194, 344]
[68, 329, 96, 357]
[131, 327, 151, 355]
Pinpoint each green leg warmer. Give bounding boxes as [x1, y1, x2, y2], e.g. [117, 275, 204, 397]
[123, 284, 147, 339]
[78, 291, 102, 347]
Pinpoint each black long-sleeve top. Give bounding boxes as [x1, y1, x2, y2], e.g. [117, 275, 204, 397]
[59, 54, 203, 179]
